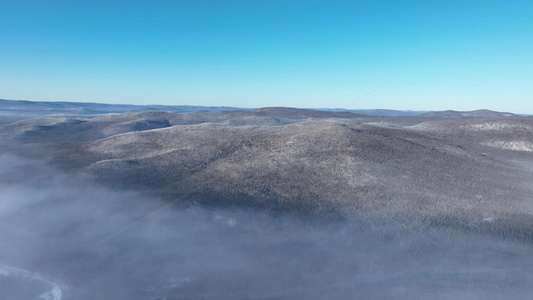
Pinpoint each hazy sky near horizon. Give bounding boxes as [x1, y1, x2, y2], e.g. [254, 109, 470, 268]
[1, 0, 532, 112]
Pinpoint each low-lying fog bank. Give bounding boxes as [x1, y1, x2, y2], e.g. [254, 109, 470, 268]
[1, 154, 533, 300]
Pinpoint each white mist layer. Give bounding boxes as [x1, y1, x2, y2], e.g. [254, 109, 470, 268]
[1, 154, 533, 300]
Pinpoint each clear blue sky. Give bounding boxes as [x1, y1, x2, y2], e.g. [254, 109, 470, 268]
[1, 0, 532, 112]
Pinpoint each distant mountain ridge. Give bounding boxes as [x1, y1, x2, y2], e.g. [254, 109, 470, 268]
[0, 99, 246, 116]
[420, 109, 516, 118]
[321, 108, 427, 116]
[0, 98, 518, 118]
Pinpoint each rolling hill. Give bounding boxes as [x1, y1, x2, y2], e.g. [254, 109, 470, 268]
[1, 101, 532, 241]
